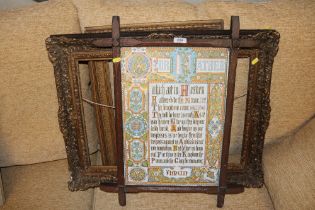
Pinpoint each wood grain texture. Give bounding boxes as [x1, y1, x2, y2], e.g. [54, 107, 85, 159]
[217, 16, 240, 208]
[111, 16, 127, 206]
[100, 183, 244, 194]
[88, 61, 117, 166]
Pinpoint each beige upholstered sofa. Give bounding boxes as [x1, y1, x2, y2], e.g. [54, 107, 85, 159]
[0, 0, 314, 209]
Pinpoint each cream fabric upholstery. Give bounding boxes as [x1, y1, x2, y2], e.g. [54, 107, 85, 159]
[263, 116, 315, 210]
[1, 0, 313, 166]
[0, 158, 273, 210]
[0, 0, 81, 166]
[0, 159, 94, 210]
[0, 1, 314, 209]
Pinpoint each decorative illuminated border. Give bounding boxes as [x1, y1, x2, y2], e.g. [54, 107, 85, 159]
[121, 47, 229, 186]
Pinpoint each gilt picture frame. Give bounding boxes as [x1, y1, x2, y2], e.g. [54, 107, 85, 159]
[46, 16, 279, 207]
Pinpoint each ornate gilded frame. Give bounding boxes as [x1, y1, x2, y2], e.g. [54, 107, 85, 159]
[46, 19, 279, 194]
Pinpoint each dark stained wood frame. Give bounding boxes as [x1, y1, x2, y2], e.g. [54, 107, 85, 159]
[46, 16, 280, 208]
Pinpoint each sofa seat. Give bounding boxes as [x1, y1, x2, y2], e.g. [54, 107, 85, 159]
[0, 160, 93, 210]
[0, 159, 273, 210]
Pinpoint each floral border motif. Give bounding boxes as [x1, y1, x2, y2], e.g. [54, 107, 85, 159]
[122, 47, 229, 186]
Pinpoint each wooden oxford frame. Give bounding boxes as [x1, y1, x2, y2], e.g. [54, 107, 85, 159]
[46, 16, 280, 208]
[110, 16, 239, 207]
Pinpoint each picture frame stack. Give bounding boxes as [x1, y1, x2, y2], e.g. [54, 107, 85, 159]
[46, 16, 279, 207]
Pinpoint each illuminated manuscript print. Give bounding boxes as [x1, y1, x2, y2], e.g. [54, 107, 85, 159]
[121, 47, 229, 186]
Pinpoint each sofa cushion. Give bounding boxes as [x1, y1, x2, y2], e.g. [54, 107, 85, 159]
[1, 159, 94, 210]
[0, 0, 82, 166]
[263, 115, 315, 210]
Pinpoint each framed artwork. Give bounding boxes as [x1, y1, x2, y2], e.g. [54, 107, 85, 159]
[121, 47, 229, 186]
[46, 16, 279, 207]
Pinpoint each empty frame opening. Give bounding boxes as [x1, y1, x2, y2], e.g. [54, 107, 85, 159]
[229, 58, 249, 166]
[79, 61, 117, 167]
